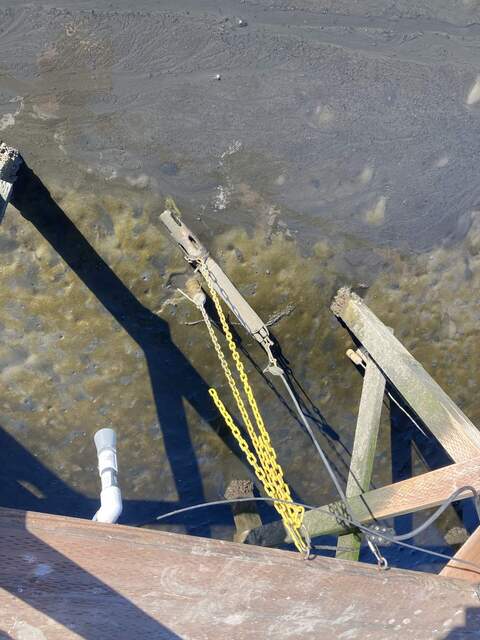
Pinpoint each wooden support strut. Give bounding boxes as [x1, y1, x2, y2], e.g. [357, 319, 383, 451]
[225, 479, 262, 543]
[336, 351, 386, 561]
[331, 287, 480, 463]
[2, 507, 479, 639]
[246, 456, 480, 546]
[440, 525, 480, 584]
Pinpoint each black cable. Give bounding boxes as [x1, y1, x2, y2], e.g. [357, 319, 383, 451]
[392, 485, 480, 542]
[152, 494, 480, 574]
[182, 274, 479, 569]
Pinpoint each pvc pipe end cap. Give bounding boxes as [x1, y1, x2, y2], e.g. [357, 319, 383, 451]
[94, 428, 117, 453]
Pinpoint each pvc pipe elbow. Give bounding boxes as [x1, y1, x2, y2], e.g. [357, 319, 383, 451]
[94, 486, 123, 524]
[93, 428, 122, 524]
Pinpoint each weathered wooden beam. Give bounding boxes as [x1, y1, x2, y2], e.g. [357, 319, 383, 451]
[336, 354, 386, 561]
[246, 456, 480, 546]
[440, 525, 480, 584]
[2, 507, 479, 638]
[225, 479, 262, 543]
[331, 287, 480, 462]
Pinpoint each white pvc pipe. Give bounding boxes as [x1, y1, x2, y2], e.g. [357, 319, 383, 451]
[93, 428, 123, 524]
[94, 485, 123, 524]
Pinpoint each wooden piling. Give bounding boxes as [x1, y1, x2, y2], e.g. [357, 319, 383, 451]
[331, 287, 480, 462]
[336, 353, 385, 561]
[225, 479, 262, 543]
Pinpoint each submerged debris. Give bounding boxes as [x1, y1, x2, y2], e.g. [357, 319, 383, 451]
[265, 303, 296, 327]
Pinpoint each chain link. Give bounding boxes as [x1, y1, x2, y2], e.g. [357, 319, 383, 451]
[198, 261, 308, 554]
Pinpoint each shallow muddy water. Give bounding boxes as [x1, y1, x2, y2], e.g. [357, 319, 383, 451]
[1, 0, 480, 570]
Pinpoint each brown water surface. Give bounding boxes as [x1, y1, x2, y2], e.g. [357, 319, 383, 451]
[1, 0, 480, 569]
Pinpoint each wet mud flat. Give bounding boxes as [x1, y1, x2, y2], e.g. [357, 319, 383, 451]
[0, 1, 480, 568]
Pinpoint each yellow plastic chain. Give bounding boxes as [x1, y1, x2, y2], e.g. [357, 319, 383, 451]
[198, 261, 308, 554]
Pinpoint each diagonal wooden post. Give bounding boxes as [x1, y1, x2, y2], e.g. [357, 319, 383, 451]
[336, 352, 386, 561]
[331, 287, 480, 462]
[440, 525, 480, 584]
[246, 288, 480, 549]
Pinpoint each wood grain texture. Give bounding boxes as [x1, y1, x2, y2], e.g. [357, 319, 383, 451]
[440, 525, 480, 584]
[0, 507, 479, 639]
[337, 354, 386, 561]
[247, 456, 480, 544]
[331, 287, 480, 462]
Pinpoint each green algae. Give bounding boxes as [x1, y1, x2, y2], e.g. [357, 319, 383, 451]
[0, 164, 478, 547]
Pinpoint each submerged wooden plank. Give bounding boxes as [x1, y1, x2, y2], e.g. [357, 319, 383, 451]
[337, 354, 386, 561]
[246, 456, 480, 545]
[0, 508, 479, 639]
[440, 525, 480, 584]
[331, 287, 480, 462]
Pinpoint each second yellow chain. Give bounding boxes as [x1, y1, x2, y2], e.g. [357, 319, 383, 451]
[197, 261, 308, 554]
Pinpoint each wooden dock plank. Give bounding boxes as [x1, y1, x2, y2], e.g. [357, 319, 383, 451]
[331, 287, 480, 462]
[0, 508, 479, 639]
[337, 354, 386, 561]
[246, 456, 480, 545]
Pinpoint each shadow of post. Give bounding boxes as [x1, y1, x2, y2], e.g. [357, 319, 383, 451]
[0, 423, 216, 526]
[8, 162, 234, 536]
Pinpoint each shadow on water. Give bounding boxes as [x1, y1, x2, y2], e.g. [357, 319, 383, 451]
[390, 394, 478, 539]
[9, 161, 251, 535]
[5, 159, 354, 534]
[0, 162, 248, 636]
[0, 506, 180, 639]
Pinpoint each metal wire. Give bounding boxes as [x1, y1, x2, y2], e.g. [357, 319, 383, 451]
[152, 495, 480, 574]
[354, 351, 427, 437]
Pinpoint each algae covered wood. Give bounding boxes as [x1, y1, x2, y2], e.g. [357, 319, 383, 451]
[336, 353, 386, 561]
[440, 524, 480, 584]
[0, 508, 479, 639]
[225, 479, 262, 543]
[246, 456, 480, 545]
[331, 287, 480, 462]
[0, 142, 21, 222]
